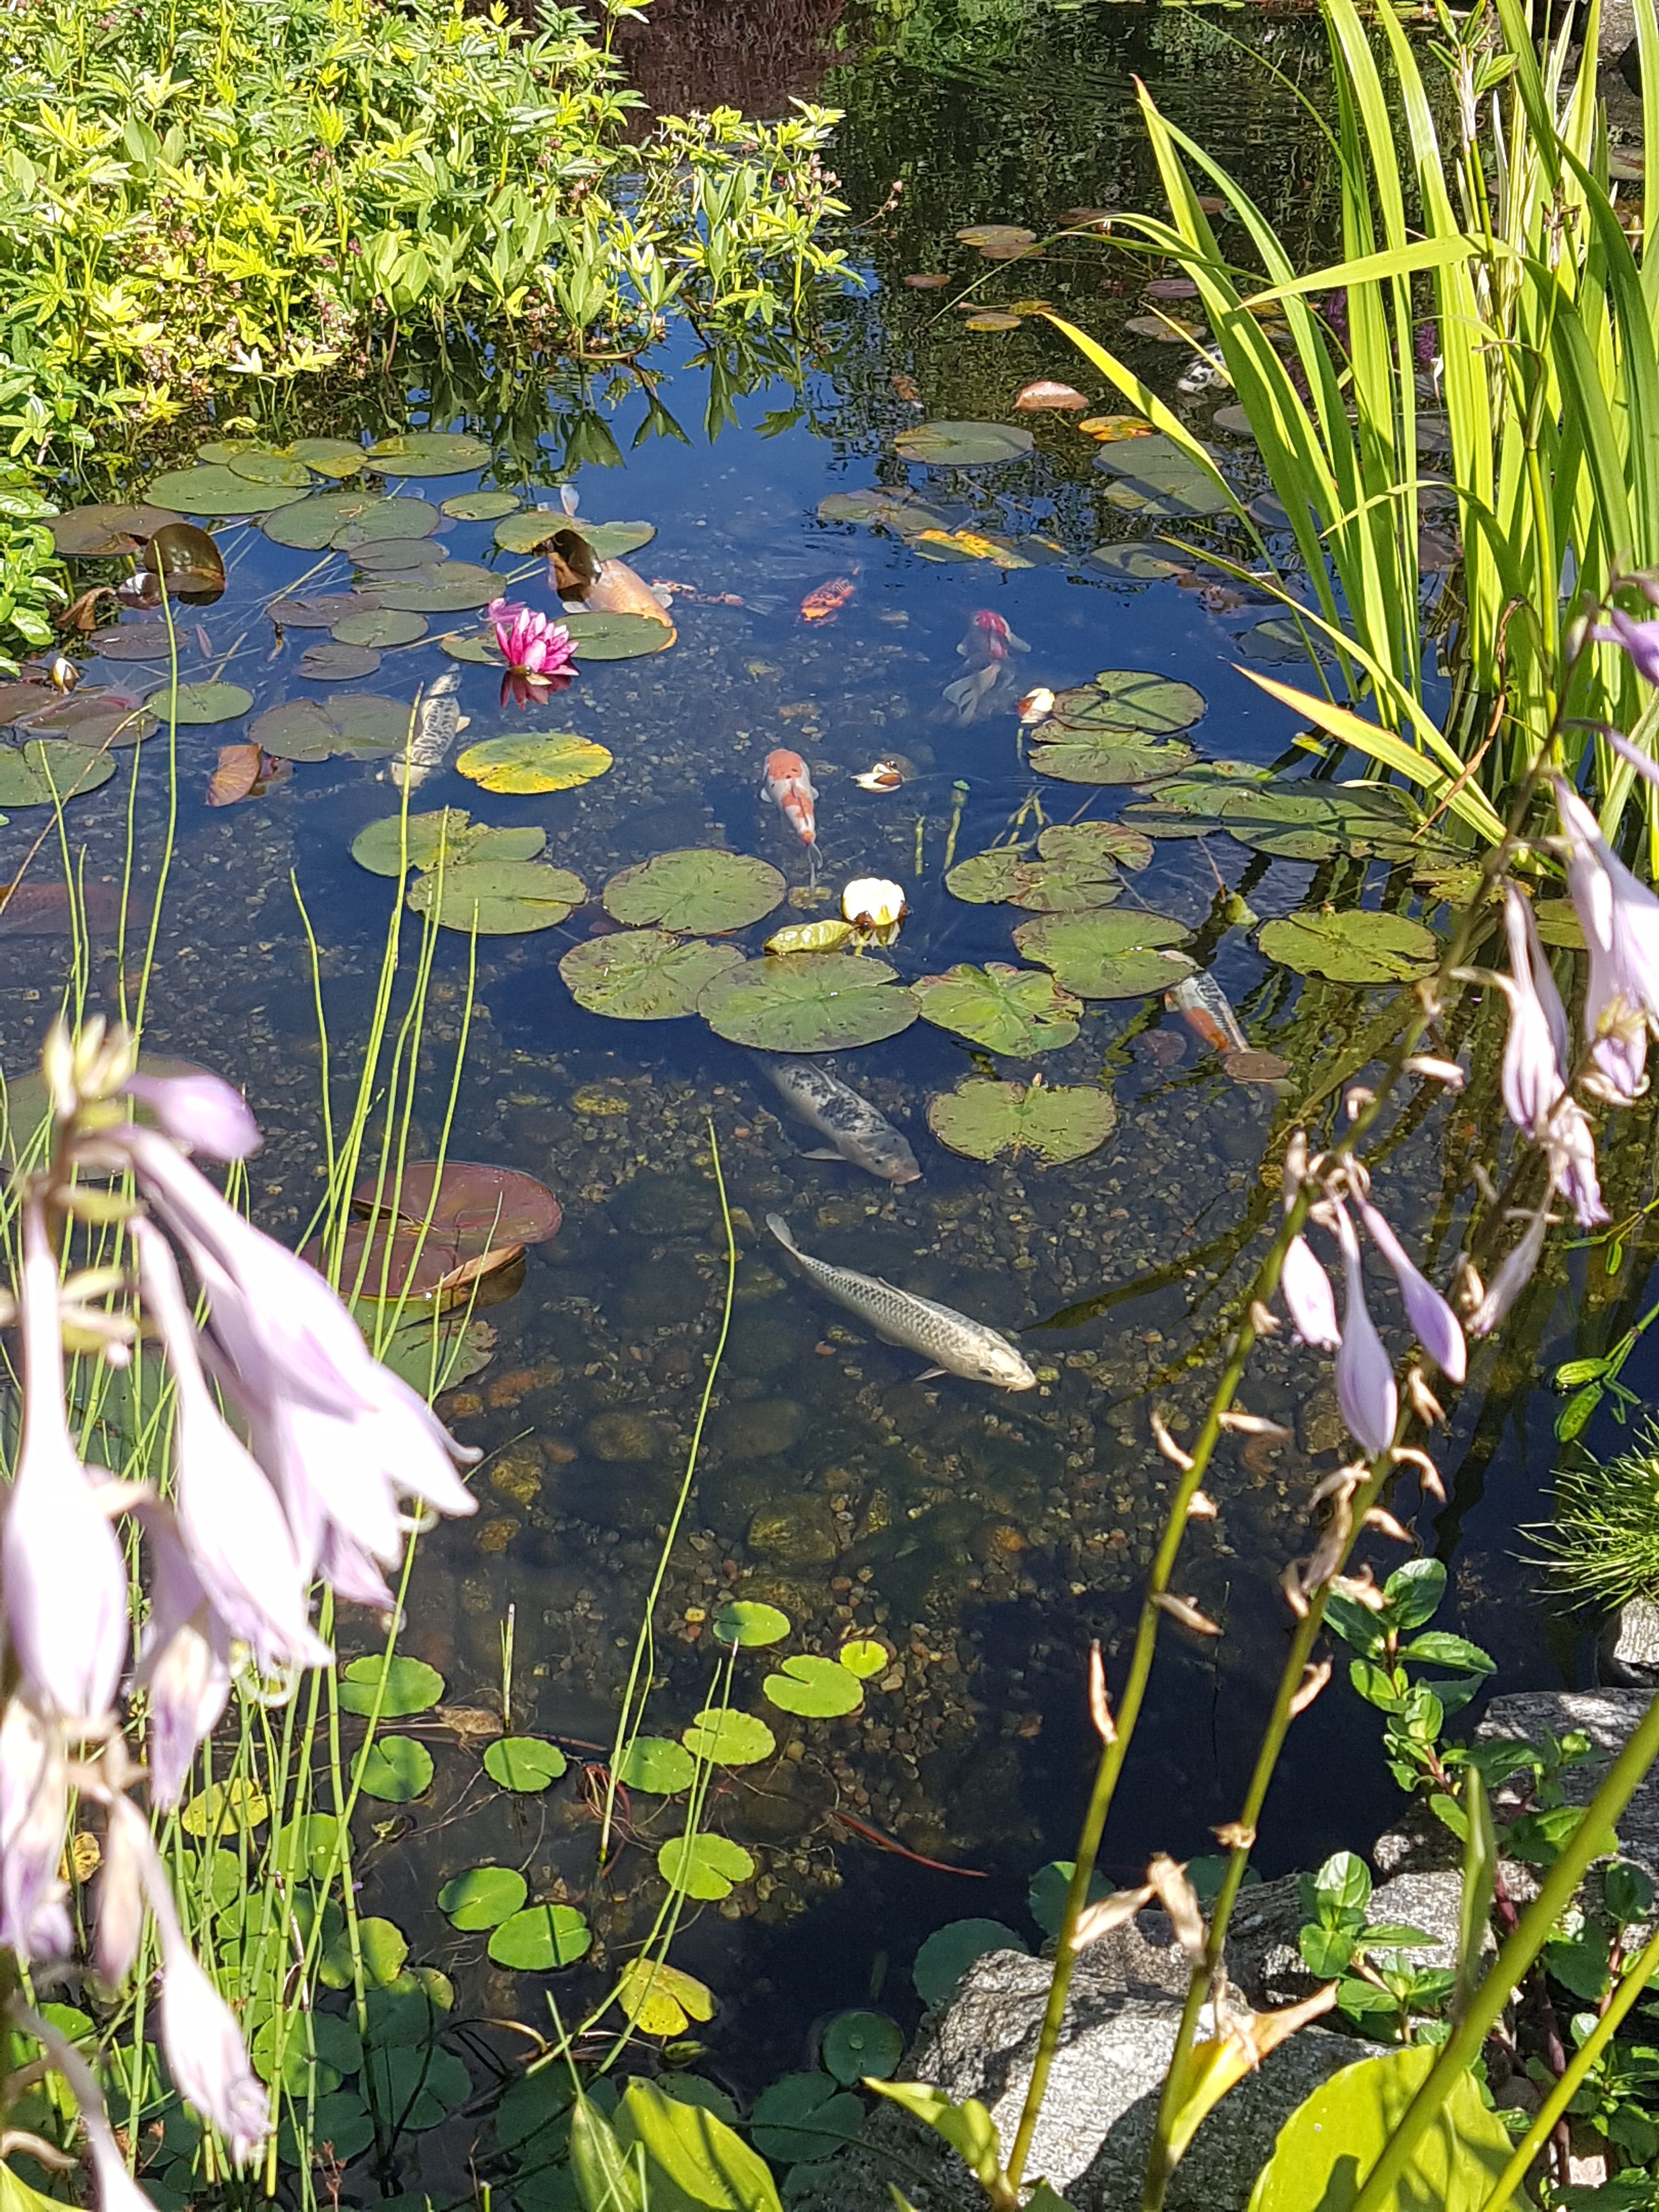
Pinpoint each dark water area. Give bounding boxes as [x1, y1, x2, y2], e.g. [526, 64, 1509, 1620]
[22, 0, 1652, 2179]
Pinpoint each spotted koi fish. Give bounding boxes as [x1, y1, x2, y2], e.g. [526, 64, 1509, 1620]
[800, 576, 857, 623]
[764, 747, 818, 851]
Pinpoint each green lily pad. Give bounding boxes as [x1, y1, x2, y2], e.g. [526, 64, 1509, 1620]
[374, 567, 520, 615]
[456, 732, 611, 794]
[1237, 618, 1335, 665]
[751, 2074, 865, 2165]
[50, 503, 175, 556]
[838, 1639, 888, 1678]
[331, 608, 427, 648]
[1045, 669, 1207, 738]
[560, 930, 744, 1020]
[615, 1737, 697, 1793]
[821, 2012, 904, 2086]
[283, 437, 368, 476]
[928, 1077, 1116, 1163]
[894, 421, 1036, 466]
[1257, 908, 1439, 983]
[1014, 910, 1195, 997]
[913, 1920, 1029, 2005]
[569, 519, 658, 561]
[352, 1735, 434, 1802]
[352, 810, 545, 877]
[142, 680, 252, 725]
[487, 1904, 591, 1971]
[373, 1313, 494, 1397]
[334, 496, 441, 549]
[366, 431, 494, 475]
[250, 693, 411, 763]
[407, 860, 585, 935]
[483, 1736, 568, 1791]
[1093, 433, 1233, 518]
[263, 490, 389, 549]
[228, 450, 314, 489]
[817, 489, 950, 537]
[697, 954, 919, 1051]
[680, 1709, 776, 1767]
[945, 821, 1143, 911]
[349, 538, 448, 572]
[912, 963, 1082, 1055]
[362, 2042, 471, 2134]
[268, 591, 382, 629]
[1217, 782, 1420, 863]
[493, 510, 656, 558]
[1031, 732, 1197, 785]
[442, 489, 520, 521]
[300, 641, 381, 681]
[602, 849, 785, 935]
[657, 1833, 756, 1901]
[439, 1865, 527, 1930]
[147, 465, 309, 517]
[714, 1600, 792, 1646]
[1127, 761, 1274, 816]
[0, 742, 117, 806]
[1088, 541, 1186, 580]
[763, 1655, 864, 1718]
[338, 1655, 445, 1717]
[557, 609, 674, 660]
[438, 631, 505, 664]
[956, 223, 1037, 247]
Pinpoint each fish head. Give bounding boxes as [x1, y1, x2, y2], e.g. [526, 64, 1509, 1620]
[969, 1334, 1039, 1390]
[970, 610, 1011, 644]
[765, 748, 806, 787]
[869, 1132, 922, 1183]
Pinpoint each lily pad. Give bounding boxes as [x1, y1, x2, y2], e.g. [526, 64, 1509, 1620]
[89, 625, 171, 660]
[1257, 908, 1439, 983]
[269, 592, 382, 629]
[24, 700, 153, 751]
[263, 491, 388, 549]
[561, 931, 744, 1021]
[766, 918, 856, 955]
[822, 2012, 904, 2086]
[483, 1737, 568, 1791]
[439, 1865, 527, 1931]
[657, 1833, 756, 1902]
[51, 503, 175, 557]
[1030, 733, 1196, 785]
[338, 1655, 445, 1717]
[602, 849, 785, 935]
[680, 1710, 776, 1767]
[929, 1077, 1116, 1163]
[367, 569, 503, 616]
[556, 609, 675, 659]
[912, 963, 1082, 1055]
[349, 538, 448, 572]
[0, 742, 117, 806]
[250, 693, 411, 763]
[143, 680, 253, 726]
[1045, 670, 1206, 739]
[1217, 782, 1421, 863]
[714, 1600, 791, 1646]
[751, 2074, 865, 2165]
[913, 1921, 1028, 2005]
[956, 224, 1036, 248]
[299, 641, 381, 681]
[146, 465, 309, 517]
[615, 1737, 697, 1793]
[284, 437, 368, 476]
[366, 431, 493, 475]
[818, 489, 950, 538]
[697, 955, 919, 1051]
[360, 1157, 560, 1247]
[617, 1960, 714, 2037]
[334, 496, 441, 549]
[965, 311, 1023, 332]
[1238, 618, 1335, 665]
[332, 608, 427, 648]
[352, 809, 545, 877]
[487, 1904, 591, 1971]
[442, 489, 520, 521]
[228, 450, 314, 489]
[1088, 542, 1186, 580]
[894, 421, 1036, 466]
[438, 631, 505, 664]
[763, 1655, 865, 1718]
[456, 732, 611, 794]
[946, 822, 1139, 911]
[913, 527, 1032, 566]
[408, 860, 585, 935]
[352, 1736, 434, 1802]
[1093, 433, 1233, 518]
[1014, 910, 1195, 997]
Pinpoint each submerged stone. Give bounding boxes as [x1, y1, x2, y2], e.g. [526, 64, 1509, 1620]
[747, 1494, 839, 1566]
[584, 1411, 667, 1463]
[716, 1398, 805, 1460]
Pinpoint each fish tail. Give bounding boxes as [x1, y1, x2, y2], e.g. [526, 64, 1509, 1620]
[765, 1212, 799, 1256]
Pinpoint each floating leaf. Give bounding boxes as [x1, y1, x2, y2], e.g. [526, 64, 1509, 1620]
[956, 224, 1036, 247]
[180, 1778, 269, 1839]
[838, 1639, 889, 1679]
[763, 1655, 864, 1719]
[142, 680, 252, 725]
[456, 732, 612, 794]
[443, 489, 520, 521]
[228, 450, 313, 489]
[946, 825, 1130, 911]
[488, 1904, 592, 1970]
[561, 930, 743, 1020]
[89, 624, 172, 659]
[714, 1600, 791, 1647]
[0, 742, 116, 806]
[912, 963, 1082, 1055]
[269, 591, 382, 629]
[1045, 669, 1206, 738]
[300, 641, 381, 680]
[1094, 433, 1233, 518]
[1088, 542, 1184, 580]
[1080, 416, 1158, 442]
[964, 311, 1023, 332]
[332, 609, 427, 648]
[366, 430, 494, 475]
[1030, 731, 1196, 785]
[657, 1833, 756, 1901]
[616, 1737, 697, 1793]
[362, 2044, 472, 2131]
[408, 859, 585, 935]
[250, 694, 410, 763]
[351, 809, 541, 876]
[438, 631, 504, 664]
[374, 1313, 495, 1397]
[822, 2012, 904, 2086]
[913, 1920, 1028, 2005]
[352, 1736, 435, 1802]
[816, 489, 950, 538]
[1237, 618, 1334, 666]
[928, 1077, 1116, 1163]
[913, 527, 1032, 567]
[1014, 380, 1088, 411]
[50, 503, 174, 556]
[492, 509, 568, 554]
[284, 437, 368, 476]
[439, 1865, 527, 1930]
[765, 918, 856, 955]
[359, 1159, 561, 1246]
[147, 465, 309, 517]
[602, 848, 785, 935]
[894, 420, 1035, 466]
[338, 1655, 445, 1717]
[483, 1737, 568, 1792]
[698, 954, 919, 1051]
[557, 609, 676, 659]
[616, 1960, 714, 2037]
[1014, 910, 1194, 998]
[1028, 1860, 1114, 1939]
[1257, 909, 1439, 983]
[144, 521, 225, 600]
[374, 564, 500, 614]
[680, 1710, 776, 1767]
[263, 490, 388, 549]
[338, 499, 444, 545]
[1123, 313, 1203, 342]
[207, 743, 263, 808]
[751, 2073, 864, 2164]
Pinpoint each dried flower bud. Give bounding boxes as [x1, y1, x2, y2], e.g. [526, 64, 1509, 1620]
[1088, 1641, 1115, 1745]
[1151, 1411, 1194, 1471]
[1289, 1661, 1333, 1717]
[1153, 1593, 1222, 1636]
[1075, 1883, 1154, 1949]
[1187, 1492, 1218, 1519]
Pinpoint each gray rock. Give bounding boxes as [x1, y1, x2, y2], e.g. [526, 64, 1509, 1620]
[1477, 1689, 1659, 1886]
[1601, 1598, 1659, 1682]
[1367, 1870, 1478, 1972]
[1224, 1876, 1316, 2010]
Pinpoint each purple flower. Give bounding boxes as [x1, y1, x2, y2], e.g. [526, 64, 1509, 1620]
[123, 1071, 261, 1161]
[1485, 887, 1607, 1226]
[132, 1506, 232, 1809]
[1468, 1203, 1551, 1338]
[93, 1795, 149, 1989]
[1594, 608, 1659, 686]
[1555, 780, 1659, 1102]
[2, 1199, 128, 1725]
[1334, 1202, 1398, 1455]
[22, 2004, 156, 2212]
[1355, 1194, 1467, 1383]
[1280, 1233, 1341, 1350]
[144, 1855, 270, 2162]
[488, 599, 575, 682]
[0, 1695, 69, 1961]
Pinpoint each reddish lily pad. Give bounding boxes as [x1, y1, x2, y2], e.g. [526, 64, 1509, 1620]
[354, 1161, 561, 1246]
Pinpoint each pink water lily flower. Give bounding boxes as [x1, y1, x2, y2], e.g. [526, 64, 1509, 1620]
[488, 599, 575, 682]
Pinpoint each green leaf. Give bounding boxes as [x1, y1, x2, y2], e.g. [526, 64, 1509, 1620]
[763, 1655, 865, 1719]
[365, 431, 493, 475]
[620, 2078, 782, 2212]
[456, 732, 612, 794]
[614, 1737, 698, 1793]
[698, 955, 919, 1052]
[362, 2041, 472, 2131]
[1325, 1590, 1388, 1657]
[679, 1710, 776, 1767]
[911, 1920, 1028, 2006]
[262, 488, 390, 548]
[438, 1865, 527, 1930]
[749, 2073, 864, 2164]
[1397, 1634, 1496, 1675]
[1300, 1922, 1359, 1977]
[1042, 668, 1207, 738]
[1257, 909, 1438, 984]
[1385, 1559, 1448, 1632]
[331, 608, 427, 648]
[443, 489, 520, 521]
[373, 565, 501, 613]
[352, 1736, 434, 1802]
[656, 1833, 756, 1901]
[0, 742, 115, 806]
[601, 849, 785, 934]
[142, 679, 252, 725]
[821, 2010, 904, 2085]
[868, 2080, 1008, 2195]
[928, 1076, 1116, 1163]
[558, 610, 675, 660]
[352, 809, 545, 878]
[569, 2094, 645, 2212]
[837, 1639, 889, 1679]
[1314, 1851, 1373, 1915]
[408, 860, 586, 935]
[1093, 432, 1235, 518]
[561, 930, 744, 1022]
[912, 964, 1083, 1056]
[893, 420, 1035, 465]
[483, 1736, 568, 1792]
[713, 1601, 791, 1647]
[1027, 1859, 1113, 1939]
[148, 464, 309, 516]
[337, 1654, 445, 1718]
[488, 1905, 593, 1970]
[250, 693, 411, 763]
[1013, 909, 1193, 999]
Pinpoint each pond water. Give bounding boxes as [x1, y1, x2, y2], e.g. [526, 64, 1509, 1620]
[22, 0, 1659, 2190]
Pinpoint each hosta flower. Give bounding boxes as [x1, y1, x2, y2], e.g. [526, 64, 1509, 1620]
[1480, 887, 1606, 1227]
[1594, 608, 1659, 687]
[133, 1507, 232, 1809]
[0, 1694, 70, 1960]
[1467, 1203, 1552, 1338]
[1355, 1195, 1466, 1383]
[1554, 780, 1659, 1102]
[488, 598, 574, 682]
[123, 1069, 260, 1161]
[842, 877, 907, 936]
[146, 1860, 270, 2162]
[1333, 1202, 1398, 1455]
[1280, 1234, 1340, 1351]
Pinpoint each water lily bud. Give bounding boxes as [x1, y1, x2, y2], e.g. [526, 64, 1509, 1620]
[842, 877, 907, 933]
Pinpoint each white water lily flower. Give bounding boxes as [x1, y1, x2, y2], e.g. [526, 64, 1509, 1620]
[843, 877, 907, 933]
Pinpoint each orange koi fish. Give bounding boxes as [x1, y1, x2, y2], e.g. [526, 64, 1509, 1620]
[800, 576, 857, 623]
[764, 748, 819, 851]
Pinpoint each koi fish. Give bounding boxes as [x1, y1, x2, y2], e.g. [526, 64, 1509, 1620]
[755, 1056, 921, 1184]
[1164, 972, 1249, 1056]
[890, 373, 923, 407]
[764, 748, 818, 851]
[800, 577, 857, 623]
[391, 667, 470, 792]
[939, 609, 1031, 724]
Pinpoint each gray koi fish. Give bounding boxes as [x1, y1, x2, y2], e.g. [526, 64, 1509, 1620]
[391, 667, 470, 791]
[757, 1055, 921, 1184]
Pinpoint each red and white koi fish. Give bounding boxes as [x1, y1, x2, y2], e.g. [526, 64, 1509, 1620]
[764, 748, 819, 852]
[939, 609, 1031, 724]
[1164, 972, 1248, 1055]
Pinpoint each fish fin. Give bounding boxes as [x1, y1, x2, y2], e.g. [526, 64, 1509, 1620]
[799, 1147, 844, 1160]
[1007, 629, 1032, 652]
[560, 486, 580, 516]
[764, 1212, 799, 1255]
[456, 716, 471, 732]
[916, 1367, 947, 1382]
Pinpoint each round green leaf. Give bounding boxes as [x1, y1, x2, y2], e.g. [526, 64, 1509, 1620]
[439, 630, 504, 664]
[1046, 669, 1206, 738]
[893, 420, 1036, 466]
[488, 1904, 592, 1971]
[483, 1736, 568, 1792]
[373, 567, 501, 614]
[283, 437, 368, 476]
[352, 1736, 434, 1802]
[1014, 910, 1194, 998]
[656, 1832, 756, 1901]
[362, 2043, 472, 2131]
[714, 1600, 791, 1647]
[1030, 733, 1197, 786]
[252, 2013, 344, 2096]
[0, 742, 116, 806]
[929, 1077, 1116, 1164]
[347, 538, 447, 572]
[457, 732, 612, 794]
[332, 608, 427, 648]
[763, 1655, 864, 1719]
[912, 963, 1082, 1056]
[821, 2011, 904, 2085]
[493, 509, 569, 554]
[366, 431, 494, 476]
[1257, 909, 1439, 983]
[946, 823, 1132, 912]
[1028, 1860, 1114, 1938]
[1237, 618, 1334, 667]
[602, 848, 785, 935]
[407, 860, 585, 935]
[1093, 433, 1233, 518]
[443, 489, 520, 521]
[912, 1919, 1028, 2006]
[250, 694, 410, 763]
[680, 1709, 776, 1767]
[300, 641, 381, 680]
[568, 519, 657, 560]
[438, 1865, 528, 1931]
[227, 450, 314, 489]
[697, 955, 918, 1051]
[1220, 782, 1419, 864]
[268, 591, 382, 630]
[278, 2088, 374, 2164]
[614, 1737, 697, 1793]
[837, 1639, 889, 1679]
[751, 2073, 865, 2163]
[560, 930, 743, 1020]
[147, 465, 309, 516]
[1088, 541, 1186, 580]
[338, 1655, 445, 1717]
[558, 610, 675, 660]
[263, 490, 389, 549]
[142, 680, 252, 726]
[352, 808, 505, 876]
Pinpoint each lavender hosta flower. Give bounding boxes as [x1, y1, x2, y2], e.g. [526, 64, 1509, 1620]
[0, 1695, 70, 1961]
[1280, 1233, 1341, 1351]
[93, 1795, 149, 1989]
[22, 2004, 157, 2212]
[1499, 887, 1571, 1131]
[139, 1841, 269, 2163]
[1355, 1195, 1467, 1384]
[133, 1508, 231, 1810]
[123, 1070, 261, 1161]
[1, 1199, 128, 1725]
[1333, 1203, 1398, 1456]
[1555, 780, 1659, 1102]
[1467, 1203, 1552, 1339]
[1594, 608, 1659, 686]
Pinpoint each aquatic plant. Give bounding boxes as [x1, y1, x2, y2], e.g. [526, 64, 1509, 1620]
[1539, 1432, 1659, 1612]
[488, 599, 575, 685]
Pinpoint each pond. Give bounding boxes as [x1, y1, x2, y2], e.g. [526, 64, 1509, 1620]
[20, 0, 1652, 2193]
